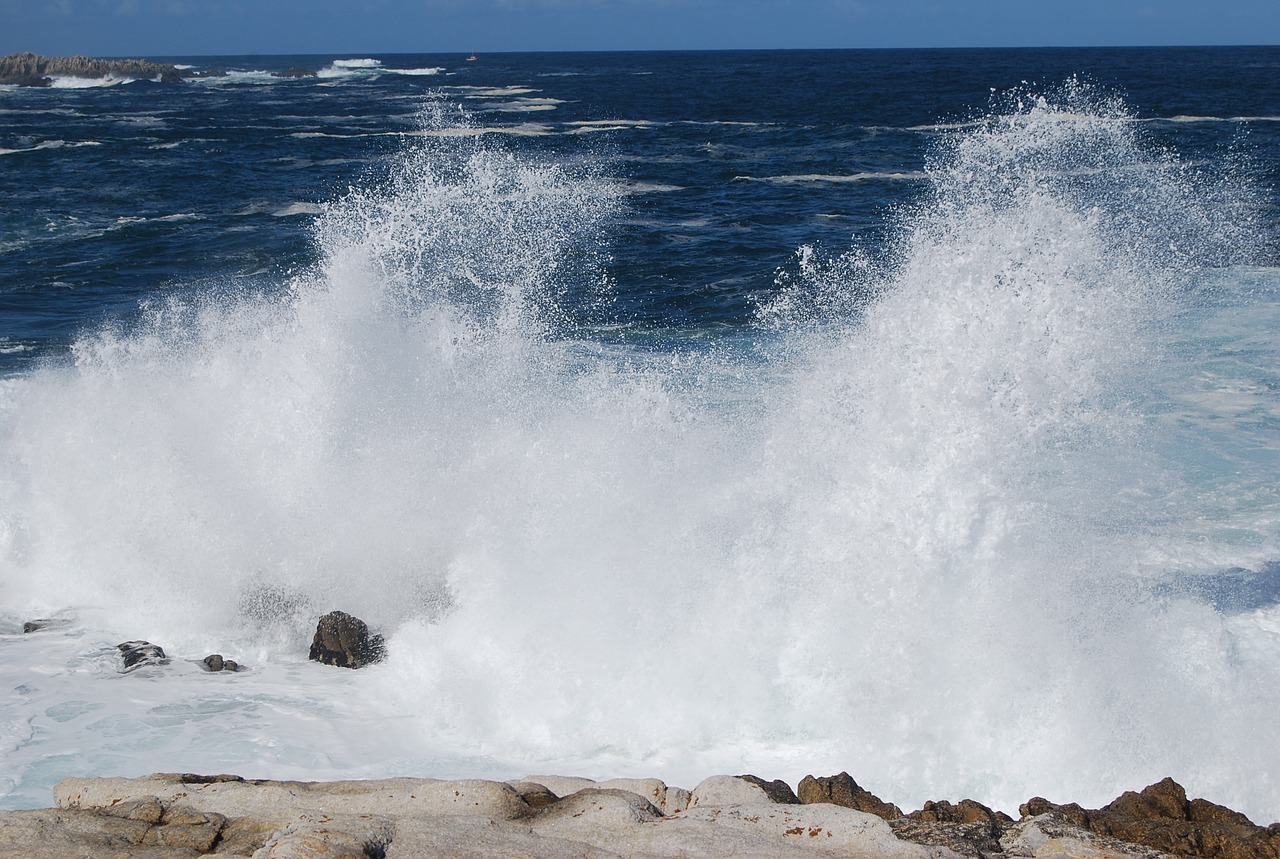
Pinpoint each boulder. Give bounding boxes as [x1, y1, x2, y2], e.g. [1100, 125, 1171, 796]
[798, 772, 903, 820]
[1017, 778, 1280, 859]
[202, 654, 241, 672]
[308, 611, 386, 668]
[598, 777, 691, 814]
[117, 640, 168, 672]
[505, 780, 560, 809]
[1002, 813, 1171, 859]
[23, 618, 70, 633]
[690, 774, 776, 807]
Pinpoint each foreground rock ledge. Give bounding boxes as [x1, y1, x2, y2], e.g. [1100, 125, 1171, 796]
[0, 772, 1273, 859]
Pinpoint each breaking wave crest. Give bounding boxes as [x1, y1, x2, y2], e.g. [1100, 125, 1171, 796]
[2, 84, 1277, 820]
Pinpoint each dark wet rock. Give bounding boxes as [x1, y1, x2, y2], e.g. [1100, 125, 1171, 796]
[507, 780, 561, 809]
[893, 798, 1015, 858]
[117, 641, 168, 672]
[272, 66, 317, 78]
[797, 771, 903, 820]
[22, 618, 71, 633]
[891, 817, 1007, 858]
[738, 774, 800, 804]
[308, 610, 386, 668]
[910, 798, 1014, 827]
[0, 52, 185, 86]
[171, 773, 245, 784]
[202, 654, 240, 672]
[1021, 796, 1091, 828]
[1019, 778, 1280, 859]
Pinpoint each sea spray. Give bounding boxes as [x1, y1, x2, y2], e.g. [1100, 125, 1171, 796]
[1, 85, 1278, 821]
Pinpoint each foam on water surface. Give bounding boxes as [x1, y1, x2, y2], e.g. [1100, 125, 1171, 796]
[1, 84, 1279, 822]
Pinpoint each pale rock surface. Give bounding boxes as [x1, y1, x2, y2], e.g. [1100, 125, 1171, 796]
[1001, 814, 1172, 859]
[597, 778, 691, 814]
[389, 816, 625, 858]
[521, 774, 600, 797]
[56, 773, 532, 822]
[0, 773, 1189, 859]
[650, 802, 960, 859]
[250, 813, 394, 859]
[689, 773, 774, 807]
[517, 775, 691, 815]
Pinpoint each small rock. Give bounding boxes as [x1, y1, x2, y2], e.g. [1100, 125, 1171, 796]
[100, 796, 164, 824]
[308, 611, 386, 669]
[202, 654, 241, 672]
[506, 781, 560, 809]
[21, 618, 69, 634]
[117, 641, 168, 672]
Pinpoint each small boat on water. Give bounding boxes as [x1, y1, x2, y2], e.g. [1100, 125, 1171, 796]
[466, 54, 478, 61]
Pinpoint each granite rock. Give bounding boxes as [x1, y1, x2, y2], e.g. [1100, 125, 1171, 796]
[308, 611, 386, 669]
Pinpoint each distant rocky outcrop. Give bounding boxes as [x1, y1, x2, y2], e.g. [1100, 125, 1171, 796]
[308, 610, 387, 668]
[0, 52, 185, 86]
[272, 66, 317, 78]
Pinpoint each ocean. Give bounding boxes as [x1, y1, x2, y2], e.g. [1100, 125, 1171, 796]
[1, 47, 1279, 822]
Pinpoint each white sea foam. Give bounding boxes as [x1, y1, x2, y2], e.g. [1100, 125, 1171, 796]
[318, 59, 385, 79]
[47, 75, 133, 89]
[736, 171, 926, 184]
[0, 140, 102, 156]
[390, 67, 445, 77]
[1, 87, 1278, 823]
[273, 202, 326, 217]
[474, 97, 566, 113]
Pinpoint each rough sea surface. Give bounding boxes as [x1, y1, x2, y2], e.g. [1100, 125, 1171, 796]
[1, 48, 1279, 821]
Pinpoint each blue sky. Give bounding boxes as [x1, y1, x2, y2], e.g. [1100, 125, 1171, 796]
[2, 0, 1277, 57]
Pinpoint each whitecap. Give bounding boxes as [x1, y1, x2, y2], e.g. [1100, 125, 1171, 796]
[47, 75, 132, 89]
[272, 202, 325, 217]
[734, 171, 926, 184]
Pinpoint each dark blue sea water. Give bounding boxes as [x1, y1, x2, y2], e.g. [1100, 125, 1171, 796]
[2, 48, 1280, 820]
[3, 48, 1278, 366]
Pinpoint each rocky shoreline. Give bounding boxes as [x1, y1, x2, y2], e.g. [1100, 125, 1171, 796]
[1, 771, 1275, 858]
[0, 52, 186, 86]
[0, 52, 324, 86]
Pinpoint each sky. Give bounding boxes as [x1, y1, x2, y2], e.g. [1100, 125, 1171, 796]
[1, 0, 1277, 58]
